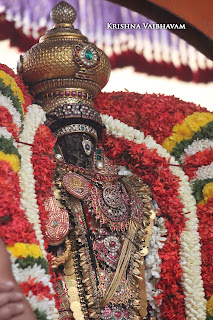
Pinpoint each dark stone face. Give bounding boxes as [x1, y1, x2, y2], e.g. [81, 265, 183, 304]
[56, 132, 96, 168]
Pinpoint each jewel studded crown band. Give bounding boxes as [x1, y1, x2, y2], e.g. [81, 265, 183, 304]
[54, 124, 98, 142]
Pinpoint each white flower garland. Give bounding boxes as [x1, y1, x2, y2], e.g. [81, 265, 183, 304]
[18, 104, 46, 255]
[10, 258, 59, 320]
[27, 294, 57, 320]
[18, 104, 59, 320]
[11, 260, 52, 286]
[0, 92, 22, 128]
[145, 217, 167, 319]
[180, 138, 213, 163]
[0, 127, 18, 147]
[101, 114, 206, 320]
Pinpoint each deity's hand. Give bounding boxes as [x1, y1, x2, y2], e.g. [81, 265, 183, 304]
[0, 239, 36, 320]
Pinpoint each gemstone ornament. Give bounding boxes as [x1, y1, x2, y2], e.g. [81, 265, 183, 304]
[82, 135, 92, 155]
[45, 196, 70, 246]
[75, 43, 100, 69]
[93, 233, 123, 270]
[54, 123, 98, 142]
[101, 306, 130, 320]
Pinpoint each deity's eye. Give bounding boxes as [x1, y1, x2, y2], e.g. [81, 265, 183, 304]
[82, 135, 92, 155]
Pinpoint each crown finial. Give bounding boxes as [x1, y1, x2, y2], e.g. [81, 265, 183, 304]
[50, 1, 77, 25]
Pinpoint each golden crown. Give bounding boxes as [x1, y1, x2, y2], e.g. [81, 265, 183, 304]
[18, 1, 111, 132]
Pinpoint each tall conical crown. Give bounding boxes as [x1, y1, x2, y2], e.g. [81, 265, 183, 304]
[17, 1, 111, 132]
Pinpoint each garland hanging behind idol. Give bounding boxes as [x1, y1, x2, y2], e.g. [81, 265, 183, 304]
[0, 2, 213, 320]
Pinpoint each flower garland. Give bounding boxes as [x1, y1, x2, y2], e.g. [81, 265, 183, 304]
[18, 104, 59, 319]
[0, 79, 25, 120]
[156, 94, 213, 319]
[30, 122, 61, 314]
[199, 183, 213, 204]
[94, 92, 205, 145]
[0, 134, 20, 159]
[144, 216, 167, 319]
[0, 160, 38, 245]
[0, 93, 22, 128]
[18, 104, 47, 254]
[100, 114, 206, 320]
[31, 124, 57, 243]
[180, 139, 213, 163]
[0, 63, 59, 320]
[0, 63, 33, 114]
[162, 112, 213, 153]
[0, 126, 18, 142]
[183, 149, 213, 180]
[190, 163, 213, 203]
[191, 163, 213, 184]
[0, 151, 20, 172]
[170, 121, 213, 161]
[0, 70, 25, 107]
[96, 91, 213, 318]
[197, 197, 213, 319]
[181, 146, 213, 204]
[0, 106, 20, 139]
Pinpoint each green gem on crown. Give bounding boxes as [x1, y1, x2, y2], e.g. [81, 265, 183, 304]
[85, 49, 93, 60]
[81, 125, 85, 130]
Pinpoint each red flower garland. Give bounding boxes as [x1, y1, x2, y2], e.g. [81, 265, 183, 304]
[100, 133, 186, 320]
[0, 160, 38, 245]
[31, 124, 56, 248]
[30, 124, 61, 310]
[197, 198, 213, 300]
[183, 148, 213, 180]
[95, 92, 205, 144]
[0, 106, 20, 139]
[20, 281, 54, 301]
